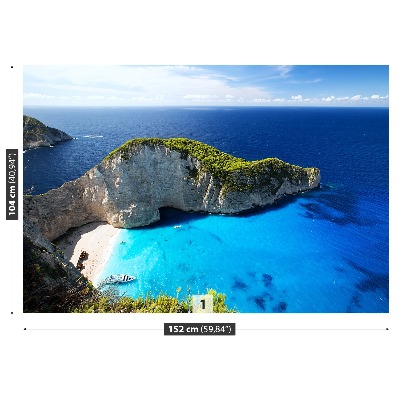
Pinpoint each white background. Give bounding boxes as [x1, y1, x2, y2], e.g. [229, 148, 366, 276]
[1, 1, 398, 398]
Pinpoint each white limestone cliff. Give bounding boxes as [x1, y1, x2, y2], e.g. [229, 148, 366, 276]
[24, 140, 320, 241]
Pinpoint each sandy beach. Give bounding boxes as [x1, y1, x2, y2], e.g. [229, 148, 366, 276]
[56, 222, 120, 283]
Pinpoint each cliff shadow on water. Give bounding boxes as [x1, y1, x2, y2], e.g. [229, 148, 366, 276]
[141, 187, 319, 229]
[225, 186, 321, 219]
[138, 207, 210, 230]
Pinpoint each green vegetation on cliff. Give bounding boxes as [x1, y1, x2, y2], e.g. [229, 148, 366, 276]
[74, 286, 236, 313]
[103, 138, 319, 193]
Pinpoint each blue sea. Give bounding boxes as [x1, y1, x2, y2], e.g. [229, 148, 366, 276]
[23, 106, 389, 312]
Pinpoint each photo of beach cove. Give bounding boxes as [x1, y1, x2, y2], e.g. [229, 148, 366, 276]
[23, 66, 389, 313]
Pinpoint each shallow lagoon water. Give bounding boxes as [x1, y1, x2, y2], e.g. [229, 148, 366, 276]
[98, 189, 388, 312]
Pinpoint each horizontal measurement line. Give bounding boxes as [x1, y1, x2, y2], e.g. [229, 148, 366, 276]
[238, 328, 388, 331]
[25, 328, 163, 331]
[24, 328, 388, 331]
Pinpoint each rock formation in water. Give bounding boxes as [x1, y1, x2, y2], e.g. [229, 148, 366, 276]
[24, 138, 321, 241]
[23, 115, 73, 150]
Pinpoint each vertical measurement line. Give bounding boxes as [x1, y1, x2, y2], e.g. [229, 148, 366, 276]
[6, 149, 18, 220]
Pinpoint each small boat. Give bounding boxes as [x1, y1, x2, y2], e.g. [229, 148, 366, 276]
[104, 274, 136, 284]
[174, 225, 182, 229]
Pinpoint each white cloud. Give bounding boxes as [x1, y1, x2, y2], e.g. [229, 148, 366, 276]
[130, 95, 165, 102]
[253, 98, 271, 103]
[22, 66, 389, 107]
[24, 92, 54, 99]
[183, 94, 219, 99]
[276, 65, 293, 78]
[288, 78, 323, 84]
[24, 65, 272, 106]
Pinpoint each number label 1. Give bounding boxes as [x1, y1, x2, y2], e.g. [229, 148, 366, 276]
[192, 295, 213, 313]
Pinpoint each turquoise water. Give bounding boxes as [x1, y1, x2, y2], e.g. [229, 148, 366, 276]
[98, 191, 388, 313]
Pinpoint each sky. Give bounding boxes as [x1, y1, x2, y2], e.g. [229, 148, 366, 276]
[23, 65, 389, 107]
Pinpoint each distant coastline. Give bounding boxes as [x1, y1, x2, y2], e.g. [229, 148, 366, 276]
[23, 115, 73, 150]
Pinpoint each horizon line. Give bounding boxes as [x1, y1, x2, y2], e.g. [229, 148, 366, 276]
[23, 104, 389, 109]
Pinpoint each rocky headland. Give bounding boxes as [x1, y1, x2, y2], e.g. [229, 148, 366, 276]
[23, 115, 73, 150]
[24, 138, 320, 242]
